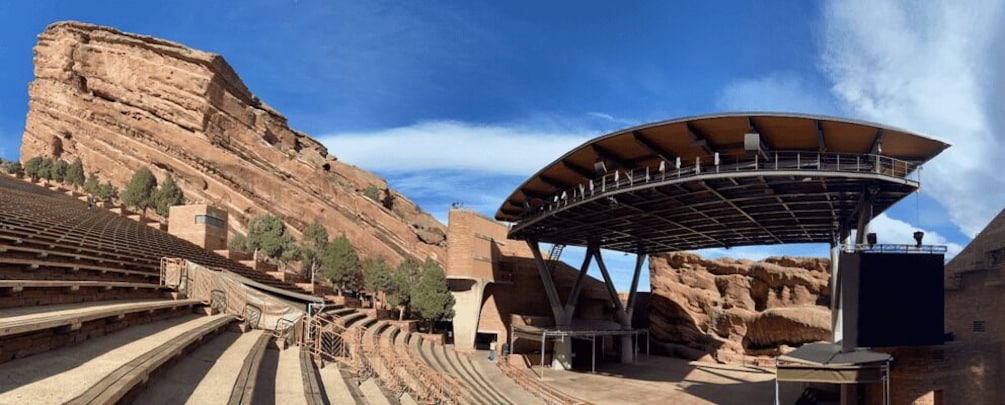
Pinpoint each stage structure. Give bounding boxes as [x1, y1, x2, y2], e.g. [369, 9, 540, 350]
[496, 113, 950, 371]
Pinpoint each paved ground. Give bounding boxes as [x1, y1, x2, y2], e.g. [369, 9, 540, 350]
[528, 355, 802, 405]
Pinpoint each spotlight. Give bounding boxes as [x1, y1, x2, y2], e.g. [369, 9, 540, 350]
[594, 161, 608, 175]
[866, 232, 877, 247]
[913, 230, 924, 248]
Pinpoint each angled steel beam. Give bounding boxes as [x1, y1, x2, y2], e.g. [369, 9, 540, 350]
[816, 120, 828, 153]
[625, 247, 645, 318]
[632, 131, 674, 163]
[685, 122, 716, 155]
[539, 173, 574, 190]
[526, 238, 566, 325]
[521, 189, 550, 200]
[561, 160, 595, 179]
[562, 242, 598, 324]
[701, 181, 785, 244]
[870, 129, 885, 154]
[593, 248, 627, 319]
[592, 143, 635, 170]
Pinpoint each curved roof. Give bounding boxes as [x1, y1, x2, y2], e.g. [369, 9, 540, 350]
[496, 113, 950, 253]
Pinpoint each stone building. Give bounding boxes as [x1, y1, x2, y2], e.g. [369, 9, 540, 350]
[168, 204, 229, 251]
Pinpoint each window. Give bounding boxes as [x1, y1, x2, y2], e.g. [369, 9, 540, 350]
[973, 320, 986, 333]
[195, 214, 226, 228]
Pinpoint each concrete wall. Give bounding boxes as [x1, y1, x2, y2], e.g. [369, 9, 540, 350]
[167, 204, 229, 250]
[445, 209, 613, 352]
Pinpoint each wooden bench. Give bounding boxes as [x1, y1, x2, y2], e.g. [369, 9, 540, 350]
[0, 298, 202, 337]
[300, 348, 327, 405]
[228, 331, 272, 405]
[64, 314, 237, 405]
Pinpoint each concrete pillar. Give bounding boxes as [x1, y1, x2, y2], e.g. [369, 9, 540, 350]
[553, 336, 573, 370]
[595, 248, 644, 363]
[449, 278, 488, 351]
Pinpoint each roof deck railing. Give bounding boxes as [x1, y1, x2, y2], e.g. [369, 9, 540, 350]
[515, 151, 920, 221]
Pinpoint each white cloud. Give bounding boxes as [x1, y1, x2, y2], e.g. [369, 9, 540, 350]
[715, 73, 837, 115]
[319, 121, 592, 176]
[821, 0, 1005, 237]
[862, 213, 964, 258]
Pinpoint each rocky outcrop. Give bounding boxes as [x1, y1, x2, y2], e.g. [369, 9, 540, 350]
[19, 21, 445, 266]
[648, 252, 831, 363]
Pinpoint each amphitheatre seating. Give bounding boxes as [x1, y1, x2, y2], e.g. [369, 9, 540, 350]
[0, 314, 237, 403]
[0, 175, 310, 294]
[0, 298, 203, 363]
[0, 280, 169, 308]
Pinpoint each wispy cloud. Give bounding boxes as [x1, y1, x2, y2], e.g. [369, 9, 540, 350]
[821, 0, 1005, 237]
[715, 72, 838, 115]
[319, 120, 593, 176]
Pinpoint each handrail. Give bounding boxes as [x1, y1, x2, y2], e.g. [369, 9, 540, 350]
[513, 151, 921, 222]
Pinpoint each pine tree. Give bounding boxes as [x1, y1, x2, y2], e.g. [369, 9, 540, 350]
[121, 167, 158, 213]
[83, 173, 101, 195]
[52, 159, 69, 183]
[389, 258, 421, 321]
[363, 257, 392, 309]
[320, 234, 360, 295]
[299, 220, 329, 288]
[65, 158, 85, 187]
[39, 157, 54, 181]
[229, 233, 249, 253]
[154, 175, 185, 217]
[411, 257, 455, 331]
[245, 214, 298, 268]
[98, 181, 119, 202]
[23, 157, 43, 180]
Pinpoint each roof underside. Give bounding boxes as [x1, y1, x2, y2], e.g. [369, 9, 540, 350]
[497, 113, 949, 253]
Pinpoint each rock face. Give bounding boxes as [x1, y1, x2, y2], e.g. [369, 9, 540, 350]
[19, 21, 445, 266]
[648, 252, 832, 363]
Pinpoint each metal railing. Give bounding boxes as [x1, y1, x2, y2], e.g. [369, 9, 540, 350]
[517, 151, 920, 221]
[843, 244, 948, 254]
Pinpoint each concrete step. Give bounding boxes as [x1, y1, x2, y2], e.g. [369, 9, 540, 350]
[319, 364, 367, 405]
[0, 314, 234, 404]
[273, 346, 309, 405]
[359, 377, 397, 405]
[467, 351, 545, 405]
[439, 344, 496, 404]
[133, 329, 268, 404]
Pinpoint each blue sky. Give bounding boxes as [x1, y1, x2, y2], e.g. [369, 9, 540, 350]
[2, 1, 1003, 292]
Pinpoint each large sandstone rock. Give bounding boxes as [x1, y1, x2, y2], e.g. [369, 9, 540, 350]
[19, 21, 445, 266]
[648, 252, 831, 363]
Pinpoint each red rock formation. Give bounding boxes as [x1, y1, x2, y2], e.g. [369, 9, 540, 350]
[19, 21, 445, 266]
[648, 252, 832, 363]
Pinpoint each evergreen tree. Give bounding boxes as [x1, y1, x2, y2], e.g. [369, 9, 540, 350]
[24, 156, 43, 180]
[39, 157, 54, 181]
[66, 158, 85, 187]
[98, 181, 119, 202]
[229, 233, 249, 253]
[363, 257, 392, 309]
[121, 167, 158, 213]
[389, 258, 421, 321]
[245, 214, 298, 267]
[320, 234, 360, 295]
[154, 175, 185, 217]
[51, 159, 68, 183]
[411, 257, 455, 331]
[299, 220, 329, 287]
[4, 161, 23, 176]
[83, 173, 101, 195]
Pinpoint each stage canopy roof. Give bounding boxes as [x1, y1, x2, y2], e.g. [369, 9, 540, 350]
[496, 113, 950, 253]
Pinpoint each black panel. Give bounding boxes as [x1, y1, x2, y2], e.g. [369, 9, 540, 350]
[850, 252, 944, 347]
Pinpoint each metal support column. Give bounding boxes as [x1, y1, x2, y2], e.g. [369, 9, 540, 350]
[527, 239, 573, 370]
